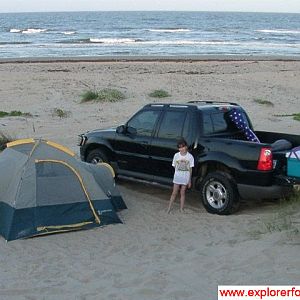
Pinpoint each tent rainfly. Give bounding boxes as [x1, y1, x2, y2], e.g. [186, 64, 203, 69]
[0, 139, 126, 241]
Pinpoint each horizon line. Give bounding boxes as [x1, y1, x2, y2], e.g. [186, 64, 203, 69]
[1, 10, 300, 14]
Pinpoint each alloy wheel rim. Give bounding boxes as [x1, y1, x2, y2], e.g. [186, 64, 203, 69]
[206, 180, 228, 209]
[91, 157, 103, 164]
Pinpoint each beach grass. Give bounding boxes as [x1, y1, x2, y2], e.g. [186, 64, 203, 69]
[52, 108, 71, 118]
[293, 113, 300, 121]
[0, 110, 32, 118]
[273, 112, 300, 121]
[253, 98, 274, 106]
[149, 89, 170, 98]
[248, 191, 300, 239]
[81, 88, 125, 103]
[81, 90, 99, 102]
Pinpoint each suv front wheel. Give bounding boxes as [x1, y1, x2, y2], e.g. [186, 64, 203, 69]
[86, 149, 108, 164]
[199, 171, 239, 215]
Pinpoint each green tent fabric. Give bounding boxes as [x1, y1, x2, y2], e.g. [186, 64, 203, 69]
[0, 139, 126, 241]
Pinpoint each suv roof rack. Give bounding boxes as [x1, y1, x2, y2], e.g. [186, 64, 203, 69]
[187, 100, 239, 106]
[148, 103, 189, 108]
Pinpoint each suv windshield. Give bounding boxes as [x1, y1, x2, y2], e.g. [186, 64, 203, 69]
[127, 109, 161, 136]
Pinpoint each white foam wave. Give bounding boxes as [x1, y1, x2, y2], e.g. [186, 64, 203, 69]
[22, 28, 47, 34]
[10, 29, 21, 33]
[138, 40, 241, 46]
[90, 38, 137, 44]
[62, 31, 76, 35]
[103, 40, 300, 49]
[88, 38, 239, 46]
[137, 40, 300, 48]
[149, 28, 191, 33]
[88, 39, 248, 46]
[257, 29, 300, 34]
[230, 41, 300, 49]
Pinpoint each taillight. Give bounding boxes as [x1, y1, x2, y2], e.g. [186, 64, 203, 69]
[257, 147, 273, 171]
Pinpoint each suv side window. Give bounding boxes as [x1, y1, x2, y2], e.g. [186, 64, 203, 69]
[211, 112, 228, 133]
[127, 110, 160, 137]
[203, 112, 239, 135]
[157, 111, 187, 139]
[203, 114, 214, 135]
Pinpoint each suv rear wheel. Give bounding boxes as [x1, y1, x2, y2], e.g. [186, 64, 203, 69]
[86, 149, 108, 164]
[199, 171, 239, 215]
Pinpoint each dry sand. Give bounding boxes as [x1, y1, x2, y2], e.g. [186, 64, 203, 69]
[0, 59, 300, 299]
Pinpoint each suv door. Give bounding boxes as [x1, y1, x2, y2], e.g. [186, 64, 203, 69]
[114, 108, 162, 177]
[149, 109, 191, 184]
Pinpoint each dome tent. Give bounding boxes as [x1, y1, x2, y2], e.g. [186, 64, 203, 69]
[0, 139, 126, 241]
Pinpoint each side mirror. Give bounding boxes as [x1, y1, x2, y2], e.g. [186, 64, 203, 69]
[126, 126, 137, 136]
[116, 125, 126, 134]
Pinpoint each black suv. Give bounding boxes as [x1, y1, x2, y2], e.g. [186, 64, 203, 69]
[78, 101, 300, 214]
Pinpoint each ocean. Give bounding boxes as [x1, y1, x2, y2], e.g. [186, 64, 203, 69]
[0, 11, 299, 58]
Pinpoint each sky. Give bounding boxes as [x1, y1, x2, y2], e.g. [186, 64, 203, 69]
[1, 0, 300, 14]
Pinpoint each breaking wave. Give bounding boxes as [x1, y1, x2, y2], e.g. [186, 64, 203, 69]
[56, 38, 300, 48]
[62, 31, 76, 35]
[148, 28, 191, 33]
[10, 28, 22, 33]
[257, 29, 300, 34]
[22, 28, 47, 34]
[89, 38, 138, 43]
[10, 28, 47, 34]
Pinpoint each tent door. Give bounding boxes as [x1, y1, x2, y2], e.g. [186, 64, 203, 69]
[35, 160, 100, 229]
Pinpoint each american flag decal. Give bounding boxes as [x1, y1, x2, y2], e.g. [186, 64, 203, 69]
[229, 108, 260, 143]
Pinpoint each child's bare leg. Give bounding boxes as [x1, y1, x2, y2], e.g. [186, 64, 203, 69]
[167, 184, 180, 213]
[180, 185, 187, 212]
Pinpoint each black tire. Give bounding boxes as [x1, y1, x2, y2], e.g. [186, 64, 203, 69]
[86, 149, 108, 164]
[199, 171, 240, 215]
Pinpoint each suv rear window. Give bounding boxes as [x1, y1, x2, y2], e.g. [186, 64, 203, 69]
[203, 110, 250, 135]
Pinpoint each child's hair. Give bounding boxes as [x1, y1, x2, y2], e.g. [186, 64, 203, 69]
[177, 138, 188, 148]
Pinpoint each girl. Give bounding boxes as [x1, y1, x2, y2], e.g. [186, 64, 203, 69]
[167, 138, 194, 213]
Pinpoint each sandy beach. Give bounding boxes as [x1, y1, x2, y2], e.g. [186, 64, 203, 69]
[0, 58, 300, 299]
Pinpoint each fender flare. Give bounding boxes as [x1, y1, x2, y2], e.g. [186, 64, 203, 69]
[83, 137, 115, 161]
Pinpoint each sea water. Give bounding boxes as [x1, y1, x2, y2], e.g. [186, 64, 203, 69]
[0, 11, 299, 58]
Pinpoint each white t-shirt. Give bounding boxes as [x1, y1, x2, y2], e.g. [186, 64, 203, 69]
[172, 152, 194, 185]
